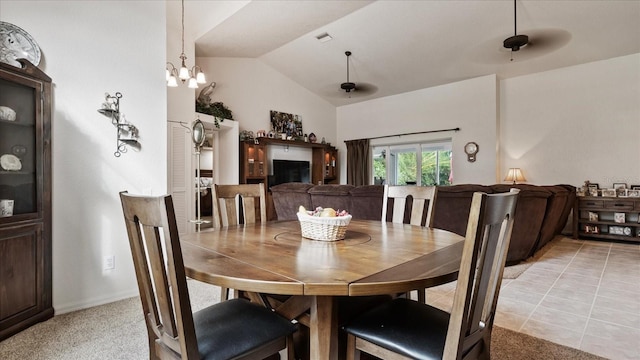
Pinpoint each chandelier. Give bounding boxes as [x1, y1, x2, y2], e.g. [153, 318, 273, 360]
[166, 0, 206, 88]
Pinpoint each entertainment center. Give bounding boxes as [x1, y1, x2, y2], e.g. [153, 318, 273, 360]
[239, 138, 338, 220]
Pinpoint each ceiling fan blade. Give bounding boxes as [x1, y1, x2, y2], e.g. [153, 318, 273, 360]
[353, 82, 378, 95]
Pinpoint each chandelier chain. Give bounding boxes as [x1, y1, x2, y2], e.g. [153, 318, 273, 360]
[181, 0, 185, 56]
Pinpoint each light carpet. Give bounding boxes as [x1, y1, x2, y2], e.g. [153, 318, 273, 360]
[0, 278, 606, 360]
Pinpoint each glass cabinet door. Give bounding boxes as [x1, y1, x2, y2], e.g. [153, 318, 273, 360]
[0, 77, 39, 218]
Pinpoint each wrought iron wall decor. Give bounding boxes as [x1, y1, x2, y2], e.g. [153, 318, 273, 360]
[97, 92, 140, 157]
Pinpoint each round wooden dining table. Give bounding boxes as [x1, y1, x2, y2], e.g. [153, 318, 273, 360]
[181, 219, 464, 359]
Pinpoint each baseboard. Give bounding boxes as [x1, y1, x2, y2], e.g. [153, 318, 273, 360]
[54, 289, 139, 315]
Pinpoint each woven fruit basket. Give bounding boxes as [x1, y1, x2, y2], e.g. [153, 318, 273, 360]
[296, 212, 352, 241]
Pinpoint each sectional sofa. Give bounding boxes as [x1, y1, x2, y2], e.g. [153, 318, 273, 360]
[270, 182, 575, 264]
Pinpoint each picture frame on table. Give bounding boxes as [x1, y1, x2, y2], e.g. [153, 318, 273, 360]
[588, 187, 599, 197]
[627, 189, 640, 198]
[614, 212, 626, 224]
[630, 185, 640, 190]
[588, 211, 599, 221]
[584, 225, 599, 234]
[601, 189, 617, 197]
[613, 183, 627, 196]
[609, 226, 625, 235]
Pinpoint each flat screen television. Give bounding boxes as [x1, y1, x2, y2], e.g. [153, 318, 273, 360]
[270, 160, 311, 187]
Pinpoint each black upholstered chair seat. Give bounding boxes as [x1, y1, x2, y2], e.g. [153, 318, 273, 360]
[195, 298, 297, 360]
[343, 298, 450, 360]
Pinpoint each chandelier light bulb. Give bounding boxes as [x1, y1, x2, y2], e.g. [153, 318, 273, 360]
[187, 77, 198, 89]
[167, 76, 178, 87]
[196, 71, 206, 84]
[179, 65, 190, 81]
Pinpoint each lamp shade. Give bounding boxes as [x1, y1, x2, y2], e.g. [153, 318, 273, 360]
[504, 168, 526, 184]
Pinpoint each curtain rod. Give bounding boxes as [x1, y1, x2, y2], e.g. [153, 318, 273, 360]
[345, 127, 460, 142]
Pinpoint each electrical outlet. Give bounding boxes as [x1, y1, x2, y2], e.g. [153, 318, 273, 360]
[103, 255, 115, 271]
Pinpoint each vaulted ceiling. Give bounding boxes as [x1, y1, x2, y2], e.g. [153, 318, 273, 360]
[189, 0, 640, 106]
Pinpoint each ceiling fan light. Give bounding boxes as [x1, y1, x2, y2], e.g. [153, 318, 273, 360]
[503, 34, 529, 51]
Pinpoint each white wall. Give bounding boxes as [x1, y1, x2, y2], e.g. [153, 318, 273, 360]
[2, 1, 167, 313]
[500, 54, 640, 188]
[195, 57, 337, 146]
[337, 75, 498, 185]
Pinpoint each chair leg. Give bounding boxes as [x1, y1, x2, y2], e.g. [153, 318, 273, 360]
[220, 286, 229, 301]
[417, 288, 425, 303]
[346, 334, 361, 360]
[285, 334, 296, 360]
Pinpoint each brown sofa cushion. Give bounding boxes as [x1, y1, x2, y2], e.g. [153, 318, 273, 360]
[556, 184, 577, 235]
[349, 185, 385, 221]
[308, 185, 355, 212]
[491, 184, 552, 264]
[535, 185, 570, 251]
[431, 185, 494, 237]
[270, 182, 314, 220]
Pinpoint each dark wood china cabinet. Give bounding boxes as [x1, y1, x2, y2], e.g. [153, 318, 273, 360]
[0, 59, 53, 340]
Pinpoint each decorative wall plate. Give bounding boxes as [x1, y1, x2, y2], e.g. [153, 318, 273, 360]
[0, 21, 42, 67]
[0, 154, 22, 171]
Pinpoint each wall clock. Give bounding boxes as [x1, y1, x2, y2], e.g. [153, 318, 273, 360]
[464, 142, 478, 162]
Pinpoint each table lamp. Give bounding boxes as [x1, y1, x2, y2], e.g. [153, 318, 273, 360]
[504, 168, 526, 184]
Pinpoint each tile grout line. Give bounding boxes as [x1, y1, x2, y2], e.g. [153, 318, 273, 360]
[574, 242, 610, 349]
[516, 241, 584, 333]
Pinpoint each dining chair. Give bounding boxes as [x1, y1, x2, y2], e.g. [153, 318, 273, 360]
[120, 192, 296, 360]
[343, 189, 519, 360]
[211, 183, 267, 300]
[381, 184, 436, 227]
[211, 183, 267, 228]
[381, 184, 436, 302]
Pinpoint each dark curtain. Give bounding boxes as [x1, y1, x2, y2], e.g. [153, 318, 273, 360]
[345, 139, 370, 186]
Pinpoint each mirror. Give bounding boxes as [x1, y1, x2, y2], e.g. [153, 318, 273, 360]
[192, 119, 205, 147]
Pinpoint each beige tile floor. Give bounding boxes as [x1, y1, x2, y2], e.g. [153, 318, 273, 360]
[425, 237, 640, 360]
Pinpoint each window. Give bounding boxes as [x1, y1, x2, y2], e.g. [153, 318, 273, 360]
[372, 140, 452, 186]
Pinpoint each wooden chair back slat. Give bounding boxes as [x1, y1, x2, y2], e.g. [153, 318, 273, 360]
[381, 185, 436, 227]
[212, 184, 267, 228]
[120, 192, 199, 359]
[443, 189, 519, 359]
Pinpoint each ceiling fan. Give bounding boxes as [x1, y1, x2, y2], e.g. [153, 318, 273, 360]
[499, 0, 571, 62]
[503, 0, 528, 53]
[339, 51, 377, 96]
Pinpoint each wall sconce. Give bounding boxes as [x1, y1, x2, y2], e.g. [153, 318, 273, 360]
[97, 92, 140, 157]
[504, 168, 526, 184]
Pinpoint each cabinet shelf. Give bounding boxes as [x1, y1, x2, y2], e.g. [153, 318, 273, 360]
[0, 170, 34, 175]
[0, 119, 34, 127]
[574, 196, 640, 243]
